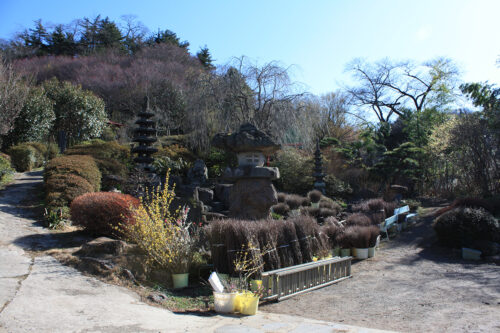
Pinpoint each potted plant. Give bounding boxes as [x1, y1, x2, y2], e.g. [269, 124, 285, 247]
[308, 190, 322, 208]
[336, 231, 351, 257]
[231, 241, 267, 315]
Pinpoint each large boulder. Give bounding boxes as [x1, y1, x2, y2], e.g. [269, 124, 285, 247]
[229, 179, 278, 220]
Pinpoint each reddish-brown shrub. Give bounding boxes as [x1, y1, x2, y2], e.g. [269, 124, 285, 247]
[300, 206, 320, 218]
[307, 190, 322, 203]
[345, 213, 372, 227]
[70, 192, 139, 236]
[277, 192, 287, 203]
[285, 194, 304, 210]
[271, 202, 290, 216]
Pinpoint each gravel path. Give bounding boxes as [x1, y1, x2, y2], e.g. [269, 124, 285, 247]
[261, 210, 500, 333]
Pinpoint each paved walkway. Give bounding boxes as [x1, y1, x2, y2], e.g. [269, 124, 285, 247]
[0, 172, 395, 333]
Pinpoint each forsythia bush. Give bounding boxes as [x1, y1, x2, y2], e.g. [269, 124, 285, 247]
[122, 172, 195, 274]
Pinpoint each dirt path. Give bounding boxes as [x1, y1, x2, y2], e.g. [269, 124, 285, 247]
[261, 209, 500, 333]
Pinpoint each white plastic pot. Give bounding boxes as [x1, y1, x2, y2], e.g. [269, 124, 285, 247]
[213, 292, 237, 313]
[355, 248, 369, 259]
[368, 247, 375, 258]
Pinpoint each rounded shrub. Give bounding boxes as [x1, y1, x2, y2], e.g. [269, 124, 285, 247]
[285, 194, 304, 210]
[345, 213, 372, 227]
[432, 207, 500, 248]
[70, 192, 139, 236]
[65, 140, 131, 177]
[45, 174, 95, 208]
[307, 190, 322, 203]
[8, 144, 37, 171]
[45, 155, 101, 191]
[271, 202, 290, 216]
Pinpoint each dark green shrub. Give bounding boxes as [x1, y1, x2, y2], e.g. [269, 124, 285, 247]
[8, 144, 37, 171]
[432, 207, 500, 248]
[70, 192, 139, 236]
[45, 155, 101, 191]
[7, 142, 51, 171]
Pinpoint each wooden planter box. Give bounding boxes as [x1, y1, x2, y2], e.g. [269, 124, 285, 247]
[261, 256, 352, 301]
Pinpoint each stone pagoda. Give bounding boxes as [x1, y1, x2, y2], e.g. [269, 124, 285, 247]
[132, 97, 158, 172]
[212, 123, 280, 220]
[313, 140, 326, 194]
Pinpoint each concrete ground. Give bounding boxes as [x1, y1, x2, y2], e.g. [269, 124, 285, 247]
[0, 172, 394, 333]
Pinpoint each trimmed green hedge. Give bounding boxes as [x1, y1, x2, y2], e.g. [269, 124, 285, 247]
[44, 155, 101, 208]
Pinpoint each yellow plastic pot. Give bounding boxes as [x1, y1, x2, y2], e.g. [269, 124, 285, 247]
[235, 291, 259, 315]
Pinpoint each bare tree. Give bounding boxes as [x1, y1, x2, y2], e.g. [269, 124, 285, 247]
[345, 58, 459, 123]
[0, 56, 29, 135]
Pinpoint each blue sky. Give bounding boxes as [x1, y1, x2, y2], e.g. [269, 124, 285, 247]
[1, 0, 499, 95]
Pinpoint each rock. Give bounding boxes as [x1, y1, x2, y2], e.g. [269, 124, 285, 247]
[122, 269, 138, 284]
[187, 159, 208, 185]
[229, 179, 278, 220]
[79, 257, 115, 273]
[223, 166, 280, 181]
[203, 212, 226, 221]
[76, 237, 128, 257]
[211, 201, 225, 212]
[212, 123, 280, 155]
[147, 292, 168, 304]
[214, 184, 233, 209]
[197, 187, 214, 205]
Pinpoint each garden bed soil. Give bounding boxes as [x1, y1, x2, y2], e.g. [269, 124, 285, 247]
[261, 205, 500, 333]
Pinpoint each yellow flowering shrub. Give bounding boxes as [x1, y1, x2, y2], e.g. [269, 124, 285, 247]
[122, 171, 195, 274]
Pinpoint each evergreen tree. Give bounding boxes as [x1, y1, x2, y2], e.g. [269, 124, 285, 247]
[196, 46, 215, 70]
[96, 17, 123, 50]
[47, 25, 77, 56]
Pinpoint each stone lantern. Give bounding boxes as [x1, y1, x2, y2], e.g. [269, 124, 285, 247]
[212, 123, 280, 220]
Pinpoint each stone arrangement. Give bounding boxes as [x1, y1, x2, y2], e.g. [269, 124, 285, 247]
[313, 141, 326, 194]
[212, 123, 280, 220]
[132, 97, 158, 172]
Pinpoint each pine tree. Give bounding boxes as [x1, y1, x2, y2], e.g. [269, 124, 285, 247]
[196, 46, 215, 70]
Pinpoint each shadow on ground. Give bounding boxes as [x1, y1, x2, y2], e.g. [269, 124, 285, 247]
[13, 230, 93, 252]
